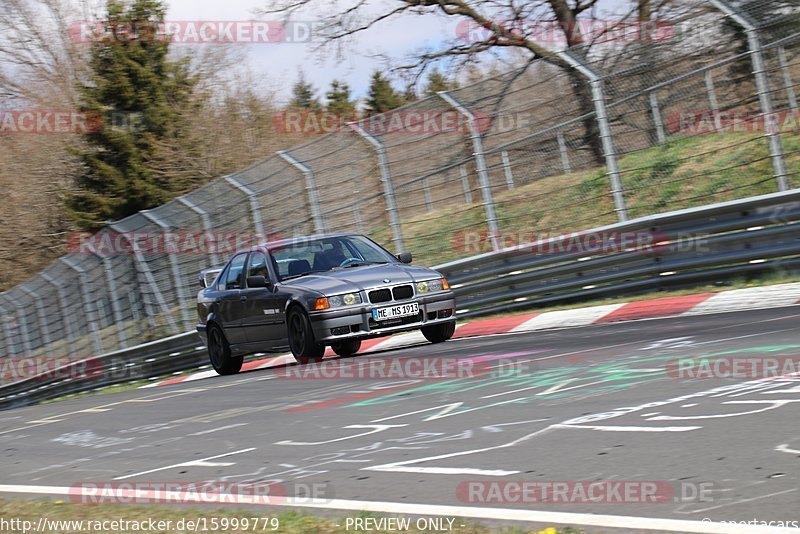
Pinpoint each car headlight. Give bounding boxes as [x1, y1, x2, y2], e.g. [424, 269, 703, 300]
[327, 292, 363, 307]
[416, 278, 449, 293]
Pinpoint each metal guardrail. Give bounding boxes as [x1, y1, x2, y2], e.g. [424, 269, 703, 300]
[437, 189, 800, 317]
[0, 332, 202, 411]
[1, 188, 799, 409]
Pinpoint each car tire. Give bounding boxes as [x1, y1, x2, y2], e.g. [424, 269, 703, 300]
[421, 320, 456, 344]
[331, 338, 361, 357]
[207, 323, 243, 375]
[288, 307, 326, 364]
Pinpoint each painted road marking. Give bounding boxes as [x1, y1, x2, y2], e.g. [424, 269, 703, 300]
[188, 423, 249, 436]
[776, 444, 800, 455]
[0, 484, 794, 533]
[112, 447, 256, 480]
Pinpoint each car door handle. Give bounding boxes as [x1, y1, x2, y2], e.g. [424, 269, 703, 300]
[240, 296, 247, 302]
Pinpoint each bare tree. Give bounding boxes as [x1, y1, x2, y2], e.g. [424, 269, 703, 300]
[259, 0, 670, 163]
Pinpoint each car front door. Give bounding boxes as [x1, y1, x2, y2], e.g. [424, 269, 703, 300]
[240, 250, 287, 345]
[216, 252, 248, 346]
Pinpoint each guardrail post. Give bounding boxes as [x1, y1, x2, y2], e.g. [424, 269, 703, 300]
[107, 223, 178, 333]
[710, 0, 789, 191]
[648, 91, 667, 145]
[0, 296, 19, 357]
[778, 46, 799, 122]
[19, 286, 51, 348]
[59, 258, 103, 355]
[556, 131, 572, 174]
[438, 91, 502, 251]
[500, 151, 515, 190]
[277, 151, 326, 233]
[556, 50, 629, 222]
[222, 175, 266, 237]
[40, 272, 77, 345]
[347, 122, 405, 253]
[459, 164, 473, 203]
[177, 196, 221, 267]
[140, 210, 192, 328]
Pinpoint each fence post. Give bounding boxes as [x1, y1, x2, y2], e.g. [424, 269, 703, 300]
[59, 257, 103, 355]
[422, 177, 433, 211]
[223, 175, 267, 236]
[97, 254, 128, 349]
[277, 151, 326, 234]
[8, 299, 32, 356]
[40, 272, 77, 346]
[347, 122, 405, 253]
[556, 50, 629, 222]
[500, 151, 515, 189]
[177, 196, 222, 267]
[556, 131, 572, 174]
[438, 91, 501, 251]
[0, 296, 17, 357]
[459, 164, 474, 203]
[648, 91, 667, 145]
[704, 70, 723, 132]
[107, 223, 178, 333]
[140, 210, 192, 328]
[710, 0, 789, 191]
[778, 46, 799, 119]
[19, 286, 51, 349]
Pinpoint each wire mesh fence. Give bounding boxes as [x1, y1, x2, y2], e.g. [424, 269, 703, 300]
[1, 0, 799, 373]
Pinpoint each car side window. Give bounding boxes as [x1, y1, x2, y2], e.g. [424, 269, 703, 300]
[221, 253, 247, 291]
[246, 252, 269, 281]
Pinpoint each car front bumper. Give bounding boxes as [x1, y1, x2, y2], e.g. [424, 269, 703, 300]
[308, 291, 456, 343]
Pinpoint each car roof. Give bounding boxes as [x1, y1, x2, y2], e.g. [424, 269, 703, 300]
[260, 233, 360, 252]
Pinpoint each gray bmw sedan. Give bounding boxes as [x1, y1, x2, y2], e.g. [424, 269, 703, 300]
[196, 233, 456, 374]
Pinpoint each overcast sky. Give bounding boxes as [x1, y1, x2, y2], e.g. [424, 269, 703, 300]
[164, 0, 629, 105]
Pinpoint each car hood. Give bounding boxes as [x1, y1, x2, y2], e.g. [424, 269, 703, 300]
[282, 263, 442, 295]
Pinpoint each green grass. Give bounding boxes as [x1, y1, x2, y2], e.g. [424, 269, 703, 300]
[0, 498, 584, 534]
[397, 133, 800, 268]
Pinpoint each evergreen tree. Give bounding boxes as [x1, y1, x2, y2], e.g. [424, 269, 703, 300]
[289, 71, 320, 110]
[423, 69, 458, 97]
[66, 0, 196, 230]
[325, 79, 355, 118]
[364, 71, 403, 115]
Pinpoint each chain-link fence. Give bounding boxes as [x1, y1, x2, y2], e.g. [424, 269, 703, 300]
[1, 0, 798, 369]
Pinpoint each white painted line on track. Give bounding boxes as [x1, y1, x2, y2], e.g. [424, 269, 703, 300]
[0, 484, 795, 533]
[112, 447, 256, 480]
[188, 423, 249, 436]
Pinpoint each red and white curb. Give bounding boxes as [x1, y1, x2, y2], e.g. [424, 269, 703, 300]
[142, 282, 800, 388]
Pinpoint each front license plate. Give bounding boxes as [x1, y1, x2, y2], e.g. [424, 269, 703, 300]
[372, 302, 419, 321]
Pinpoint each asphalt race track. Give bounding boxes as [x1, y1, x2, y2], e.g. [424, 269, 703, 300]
[1, 308, 799, 533]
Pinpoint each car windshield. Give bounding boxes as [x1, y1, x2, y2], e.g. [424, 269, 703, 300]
[270, 235, 395, 281]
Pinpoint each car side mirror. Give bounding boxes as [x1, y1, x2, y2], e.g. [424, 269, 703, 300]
[246, 275, 269, 288]
[397, 252, 413, 264]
